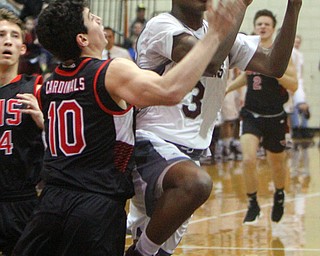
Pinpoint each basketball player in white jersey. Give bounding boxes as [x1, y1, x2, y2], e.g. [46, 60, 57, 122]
[126, 0, 302, 255]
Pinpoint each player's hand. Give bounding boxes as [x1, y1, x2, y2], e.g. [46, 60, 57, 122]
[17, 93, 44, 130]
[298, 102, 309, 114]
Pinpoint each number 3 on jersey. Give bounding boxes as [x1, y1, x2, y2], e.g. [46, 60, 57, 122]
[182, 81, 204, 119]
[48, 100, 86, 156]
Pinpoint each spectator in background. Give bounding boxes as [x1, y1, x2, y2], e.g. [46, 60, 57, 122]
[130, 20, 144, 40]
[291, 35, 312, 139]
[219, 68, 244, 161]
[123, 20, 144, 61]
[123, 37, 137, 62]
[19, 0, 43, 20]
[18, 16, 42, 75]
[129, 3, 147, 38]
[0, 0, 23, 15]
[290, 37, 313, 181]
[102, 26, 133, 60]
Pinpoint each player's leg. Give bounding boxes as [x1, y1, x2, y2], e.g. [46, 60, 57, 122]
[241, 133, 261, 224]
[264, 113, 288, 223]
[126, 132, 212, 255]
[266, 150, 286, 222]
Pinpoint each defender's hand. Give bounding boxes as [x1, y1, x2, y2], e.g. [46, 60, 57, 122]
[17, 93, 44, 130]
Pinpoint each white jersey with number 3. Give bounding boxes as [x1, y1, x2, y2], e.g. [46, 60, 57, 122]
[136, 12, 260, 149]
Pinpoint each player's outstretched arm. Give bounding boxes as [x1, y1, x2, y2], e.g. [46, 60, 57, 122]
[247, 0, 302, 77]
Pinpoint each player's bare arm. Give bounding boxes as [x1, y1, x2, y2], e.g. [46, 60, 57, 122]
[246, 0, 302, 77]
[225, 72, 247, 95]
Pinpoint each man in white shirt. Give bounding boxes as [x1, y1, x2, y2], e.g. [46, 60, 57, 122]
[102, 26, 133, 60]
[291, 35, 311, 138]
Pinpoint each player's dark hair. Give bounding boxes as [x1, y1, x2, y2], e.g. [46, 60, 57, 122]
[36, 0, 88, 62]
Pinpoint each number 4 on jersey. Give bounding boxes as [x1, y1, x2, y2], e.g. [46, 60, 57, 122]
[0, 130, 13, 155]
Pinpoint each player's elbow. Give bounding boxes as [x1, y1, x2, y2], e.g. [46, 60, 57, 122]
[258, 66, 284, 78]
[265, 60, 287, 78]
[270, 67, 286, 78]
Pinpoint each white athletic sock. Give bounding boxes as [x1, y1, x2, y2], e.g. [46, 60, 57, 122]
[136, 231, 161, 256]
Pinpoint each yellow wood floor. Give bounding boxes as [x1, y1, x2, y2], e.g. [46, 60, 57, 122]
[126, 136, 320, 255]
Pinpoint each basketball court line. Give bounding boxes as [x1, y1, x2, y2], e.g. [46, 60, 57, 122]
[177, 245, 320, 253]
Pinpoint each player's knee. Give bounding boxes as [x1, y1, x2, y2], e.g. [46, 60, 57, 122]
[187, 171, 213, 204]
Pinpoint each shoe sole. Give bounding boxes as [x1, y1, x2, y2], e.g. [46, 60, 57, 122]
[243, 211, 264, 226]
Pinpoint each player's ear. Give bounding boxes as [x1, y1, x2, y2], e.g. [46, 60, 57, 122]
[20, 43, 27, 55]
[76, 33, 89, 48]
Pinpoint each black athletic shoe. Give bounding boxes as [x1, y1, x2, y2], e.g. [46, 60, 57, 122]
[272, 191, 285, 222]
[243, 203, 261, 225]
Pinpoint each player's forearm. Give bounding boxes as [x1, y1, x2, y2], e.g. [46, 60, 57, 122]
[278, 73, 298, 93]
[32, 111, 45, 130]
[226, 72, 247, 94]
[267, 1, 302, 77]
[205, 0, 248, 76]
